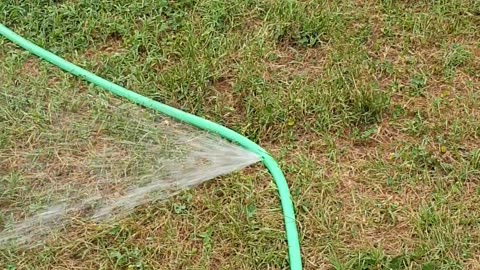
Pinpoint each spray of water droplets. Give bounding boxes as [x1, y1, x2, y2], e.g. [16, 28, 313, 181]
[0, 77, 259, 248]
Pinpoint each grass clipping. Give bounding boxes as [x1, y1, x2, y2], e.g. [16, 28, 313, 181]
[0, 78, 259, 248]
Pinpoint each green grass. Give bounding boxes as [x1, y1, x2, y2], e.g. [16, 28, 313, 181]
[1, 0, 480, 269]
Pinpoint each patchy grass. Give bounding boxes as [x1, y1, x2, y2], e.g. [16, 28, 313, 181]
[1, 0, 480, 269]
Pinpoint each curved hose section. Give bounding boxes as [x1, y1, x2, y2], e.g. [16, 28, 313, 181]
[0, 24, 302, 270]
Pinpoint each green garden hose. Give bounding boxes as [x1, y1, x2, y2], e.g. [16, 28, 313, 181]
[0, 24, 302, 270]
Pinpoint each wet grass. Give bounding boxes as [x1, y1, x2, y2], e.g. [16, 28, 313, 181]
[1, 0, 480, 269]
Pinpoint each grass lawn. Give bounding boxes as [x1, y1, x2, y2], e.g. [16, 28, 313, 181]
[1, 0, 480, 269]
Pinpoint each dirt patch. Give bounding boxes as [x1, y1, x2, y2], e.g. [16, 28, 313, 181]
[20, 58, 41, 77]
[84, 35, 126, 59]
[265, 44, 328, 81]
[211, 77, 235, 105]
